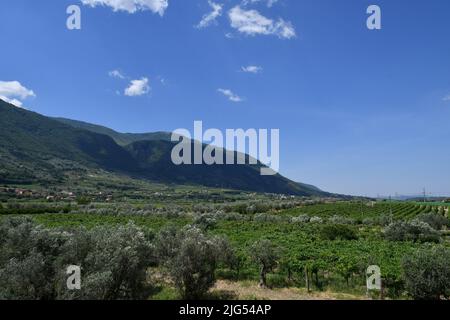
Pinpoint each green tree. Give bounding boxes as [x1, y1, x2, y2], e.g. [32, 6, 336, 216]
[384, 221, 440, 243]
[417, 212, 449, 230]
[0, 217, 155, 300]
[58, 222, 155, 300]
[193, 213, 217, 231]
[156, 226, 225, 299]
[402, 246, 450, 300]
[250, 239, 281, 287]
[0, 217, 67, 300]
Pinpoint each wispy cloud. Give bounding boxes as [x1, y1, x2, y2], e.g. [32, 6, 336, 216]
[443, 95, 450, 102]
[241, 65, 262, 74]
[242, 0, 279, 8]
[80, 0, 169, 15]
[0, 80, 35, 108]
[108, 69, 126, 79]
[196, 1, 223, 29]
[125, 77, 150, 96]
[228, 6, 295, 39]
[218, 88, 243, 102]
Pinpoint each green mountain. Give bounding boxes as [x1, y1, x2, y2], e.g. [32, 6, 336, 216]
[54, 118, 171, 146]
[0, 99, 327, 196]
[124, 140, 323, 195]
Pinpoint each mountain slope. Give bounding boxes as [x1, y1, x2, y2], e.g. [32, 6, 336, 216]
[57, 117, 327, 196]
[0, 99, 327, 196]
[0, 101, 138, 183]
[125, 140, 324, 196]
[54, 118, 171, 146]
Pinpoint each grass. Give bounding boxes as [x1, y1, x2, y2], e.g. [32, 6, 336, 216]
[210, 280, 366, 300]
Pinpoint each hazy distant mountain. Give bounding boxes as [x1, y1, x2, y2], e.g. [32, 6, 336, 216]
[0, 99, 327, 196]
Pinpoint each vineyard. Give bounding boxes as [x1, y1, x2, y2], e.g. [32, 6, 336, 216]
[280, 201, 449, 221]
[1, 195, 448, 300]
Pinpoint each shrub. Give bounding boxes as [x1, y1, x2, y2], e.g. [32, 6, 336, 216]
[376, 214, 394, 227]
[416, 212, 449, 230]
[362, 218, 375, 226]
[193, 213, 217, 231]
[220, 212, 246, 221]
[291, 214, 310, 224]
[309, 216, 323, 224]
[320, 224, 358, 241]
[76, 196, 91, 205]
[253, 213, 283, 223]
[384, 221, 440, 243]
[328, 215, 355, 225]
[402, 246, 450, 300]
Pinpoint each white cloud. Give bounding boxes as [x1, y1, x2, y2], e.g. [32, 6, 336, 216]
[124, 77, 150, 96]
[81, 0, 169, 15]
[443, 95, 450, 102]
[241, 65, 262, 74]
[0, 81, 35, 99]
[109, 69, 126, 79]
[228, 6, 295, 39]
[197, 1, 223, 29]
[218, 88, 243, 102]
[0, 96, 24, 108]
[0, 80, 35, 108]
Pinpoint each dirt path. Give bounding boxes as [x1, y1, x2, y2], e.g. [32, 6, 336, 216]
[211, 280, 367, 300]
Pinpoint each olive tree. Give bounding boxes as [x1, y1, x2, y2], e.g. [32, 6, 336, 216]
[0, 217, 69, 300]
[214, 236, 243, 279]
[156, 226, 229, 299]
[384, 220, 440, 243]
[416, 212, 449, 230]
[0, 217, 155, 300]
[193, 213, 217, 231]
[250, 239, 281, 287]
[402, 246, 450, 300]
[58, 222, 155, 300]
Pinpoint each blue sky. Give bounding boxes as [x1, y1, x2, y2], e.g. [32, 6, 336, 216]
[1, 0, 450, 197]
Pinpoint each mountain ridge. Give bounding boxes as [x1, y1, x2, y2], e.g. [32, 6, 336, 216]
[0, 99, 328, 196]
[54, 117, 172, 146]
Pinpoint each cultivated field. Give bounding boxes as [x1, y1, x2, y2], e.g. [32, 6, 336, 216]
[1, 186, 449, 300]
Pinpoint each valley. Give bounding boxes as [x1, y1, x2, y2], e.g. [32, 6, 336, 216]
[1, 185, 449, 300]
[0, 98, 449, 300]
